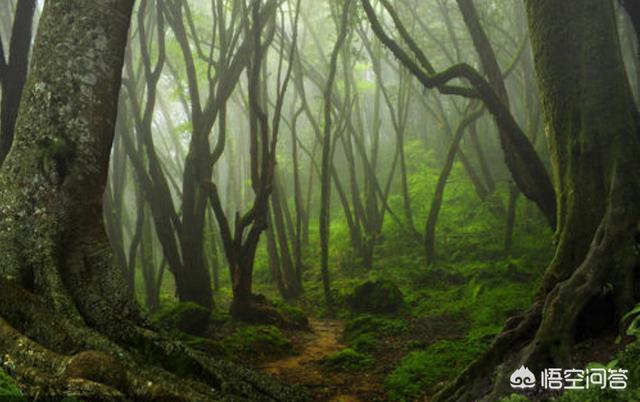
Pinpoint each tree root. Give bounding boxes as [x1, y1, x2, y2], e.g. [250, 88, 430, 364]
[0, 279, 308, 402]
[433, 180, 640, 402]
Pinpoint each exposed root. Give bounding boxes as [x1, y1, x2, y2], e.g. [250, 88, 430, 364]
[0, 279, 308, 401]
[434, 177, 640, 402]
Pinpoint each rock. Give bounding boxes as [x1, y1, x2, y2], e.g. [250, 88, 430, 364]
[229, 294, 286, 325]
[348, 280, 404, 314]
[64, 350, 128, 393]
[153, 301, 210, 335]
[273, 301, 310, 330]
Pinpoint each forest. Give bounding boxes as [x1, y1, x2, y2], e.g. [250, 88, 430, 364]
[1, 0, 640, 401]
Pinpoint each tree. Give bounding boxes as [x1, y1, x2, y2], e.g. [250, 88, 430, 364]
[319, 0, 352, 308]
[0, 1, 306, 400]
[434, 0, 640, 400]
[0, 0, 138, 335]
[361, 0, 557, 231]
[208, 0, 301, 319]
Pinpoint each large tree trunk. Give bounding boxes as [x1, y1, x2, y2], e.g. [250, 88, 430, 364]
[434, 1, 640, 400]
[0, 2, 306, 401]
[0, 0, 138, 330]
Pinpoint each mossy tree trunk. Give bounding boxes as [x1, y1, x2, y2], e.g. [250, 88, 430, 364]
[434, 0, 640, 400]
[0, 0, 138, 332]
[0, 2, 306, 401]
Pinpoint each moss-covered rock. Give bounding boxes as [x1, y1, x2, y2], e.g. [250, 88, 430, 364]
[322, 348, 374, 371]
[151, 301, 210, 336]
[223, 325, 292, 357]
[343, 314, 407, 344]
[347, 280, 404, 314]
[273, 300, 310, 330]
[64, 350, 128, 393]
[350, 333, 378, 353]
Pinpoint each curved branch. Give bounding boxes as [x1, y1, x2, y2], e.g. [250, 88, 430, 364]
[361, 0, 557, 229]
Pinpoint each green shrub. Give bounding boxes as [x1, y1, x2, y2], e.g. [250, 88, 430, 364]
[151, 301, 210, 335]
[272, 300, 309, 329]
[347, 280, 405, 314]
[350, 333, 378, 353]
[384, 339, 482, 401]
[0, 371, 24, 401]
[323, 348, 374, 371]
[223, 325, 292, 357]
[552, 388, 640, 402]
[498, 395, 530, 402]
[343, 314, 407, 344]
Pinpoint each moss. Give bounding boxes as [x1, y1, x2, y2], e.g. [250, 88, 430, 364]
[350, 333, 378, 353]
[0, 371, 24, 401]
[343, 314, 407, 344]
[384, 339, 483, 401]
[64, 350, 128, 392]
[498, 395, 530, 402]
[322, 348, 374, 371]
[347, 280, 405, 314]
[151, 301, 210, 335]
[272, 300, 310, 329]
[223, 325, 292, 357]
[181, 335, 228, 359]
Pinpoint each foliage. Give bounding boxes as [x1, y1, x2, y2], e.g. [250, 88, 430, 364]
[0, 371, 24, 401]
[349, 332, 378, 353]
[383, 339, 483, 401]
[272, 300, 310, 329]
[343, 314, 407, 344]
[150, 301, 210, 335]
[322, 348, 375, 371]
[498, 395, 530, 402]
[223, 325, 292, 357]
[347, 280, 405, 314]
[622, 303, 640, 338]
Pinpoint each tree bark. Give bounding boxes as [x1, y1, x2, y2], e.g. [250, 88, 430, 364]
[434, 1, 640, 400]
[361, 0, 557, 229]
[319, 0, 352, 309]
[425, 107, 483, 265]
[0, 2, 308, 400]
[0, 0, 138, 330]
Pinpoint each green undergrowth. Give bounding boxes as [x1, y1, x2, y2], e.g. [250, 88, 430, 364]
[499, 334, 640, 402]
[343, 314, 407, 343]
[0, 371, 24, 401]
[150, 300, 210, 334]
[143, 158, 556, 399]
[341, 314, 409, 355]
[272, 300, 310, 329]
[222, 325, 292, 357]
[384, 338, 484, 401]
[322, 348, 375, 371]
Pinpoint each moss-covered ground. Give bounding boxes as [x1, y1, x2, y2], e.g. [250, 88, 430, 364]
[139, 162, 640, 401]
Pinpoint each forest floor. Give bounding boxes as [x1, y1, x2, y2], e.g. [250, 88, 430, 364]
[259, 318, 385, 402]
[255, 312, 472, 402]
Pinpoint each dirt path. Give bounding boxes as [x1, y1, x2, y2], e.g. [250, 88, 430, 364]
[260, 318, 381, 402]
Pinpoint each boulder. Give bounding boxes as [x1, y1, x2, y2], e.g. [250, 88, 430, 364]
[154, 302, 210, 335]
[348, 280, 404, 314]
